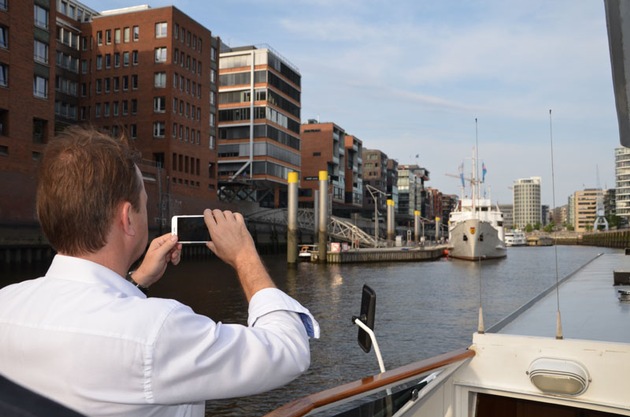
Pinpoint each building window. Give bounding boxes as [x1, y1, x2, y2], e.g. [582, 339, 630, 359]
[123, 51, 129, 67]
[105, 29, 111, 45]
[153, 96, 166, 113]
[33, 76, 47, 98]
[123, 27, 130, 43]
[122, 100, 128, 115]
[131, 74, 138, 89]
[32, 118, 48, 143]
[154, 72, 166, 88]
[96, 31, 102, 45]
[114, 52, 120, 68]
[155, 47, 167, 63]
[0, 64, 8, 87]
[34, 40, 48, 64]
[209, 135, 215, 150]
[105, 54, 111, 68]
[129, 124, 137, 139]
[96, 55, 102, 70]
[133, 25, 139, 41]
[131, 99, 137, 114]
[153, 122, 165, 138]
[0, 0, 7, 11]
[34, 5, 48, 29]
[0, 26, 7, 49]
[132, 50, 139, 65]
[122, 75, 128, 90]
[155, 22, 167, 38]
[114, 28, 121, 44]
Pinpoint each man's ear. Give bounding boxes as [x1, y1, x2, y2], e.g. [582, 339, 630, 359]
[120, 201, 136, 237]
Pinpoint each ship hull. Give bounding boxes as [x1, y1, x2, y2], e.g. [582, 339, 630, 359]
[448, 218, 506, 261]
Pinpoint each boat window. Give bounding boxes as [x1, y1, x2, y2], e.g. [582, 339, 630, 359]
[475, 393, 620, 417]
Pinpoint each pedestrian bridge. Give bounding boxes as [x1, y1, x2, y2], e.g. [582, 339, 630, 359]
[245, 208, 387, 248]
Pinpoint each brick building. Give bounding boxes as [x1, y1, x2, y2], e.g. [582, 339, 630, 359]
[79, 5, 221, 228]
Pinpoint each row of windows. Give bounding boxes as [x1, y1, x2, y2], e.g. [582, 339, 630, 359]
[171, 124, 206, 145]
[58, 27, 80, 50]
[217, 160, 293, 181]
[172, 152, 201, 176]
[173, 22, 205, 55]
[171, 98, 204, 122]
[218, 106, 300, 134]
[96, 26, 139, 46]
[55, 76, 78, 97]
[94, 51, 139, 70]
[173, 48, 203, 76]
[93, 75, 139, 94]
[93, 100, 138, 118]
[217, 142, 301, 166]
[219, 124, 300, 151]
[54, 100, 77, 120]
[58, 0, 94, 23]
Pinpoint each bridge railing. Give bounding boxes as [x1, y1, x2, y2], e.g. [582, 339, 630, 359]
[245, 208, 387, 248]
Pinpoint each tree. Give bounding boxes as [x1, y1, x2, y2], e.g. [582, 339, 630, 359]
[543, 222, 555, 233]
[525, 224, 534, 233]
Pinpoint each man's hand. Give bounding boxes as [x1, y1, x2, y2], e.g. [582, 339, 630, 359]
[132, 233, 182, 287]
[204, 208, 275, 301]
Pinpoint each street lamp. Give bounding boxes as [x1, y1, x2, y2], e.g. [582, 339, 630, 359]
[366, 184, 386, 248]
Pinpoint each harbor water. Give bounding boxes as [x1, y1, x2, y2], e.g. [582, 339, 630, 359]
[0, 245, 619, 416]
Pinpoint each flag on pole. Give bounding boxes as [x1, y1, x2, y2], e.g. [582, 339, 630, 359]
[482, 162, 487, 183]
[458, 162, 465, 188]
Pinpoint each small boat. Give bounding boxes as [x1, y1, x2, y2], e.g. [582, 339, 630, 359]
[504, 229, 527, 247]
[298, 244, 317, 261]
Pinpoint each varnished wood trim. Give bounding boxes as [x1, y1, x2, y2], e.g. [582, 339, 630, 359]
[263, 348, 475, 417]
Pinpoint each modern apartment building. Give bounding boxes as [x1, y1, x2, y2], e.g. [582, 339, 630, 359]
[513, 176, 542, 228]
[397, 164, 430, 218]
[299, 121, 345, 208]
[362, 149, 389, 217]
[80, 5, 221, 226]
[573, 189, 599, 232]
[343, 134, 363, 211]
[615, 146, 630, 220]
[217, 45, 301, 208]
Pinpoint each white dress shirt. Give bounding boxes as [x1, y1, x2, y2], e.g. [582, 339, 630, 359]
[0, 255, 319, 417]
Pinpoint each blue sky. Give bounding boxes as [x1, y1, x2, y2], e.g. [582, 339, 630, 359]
[79, 0, 619, 207]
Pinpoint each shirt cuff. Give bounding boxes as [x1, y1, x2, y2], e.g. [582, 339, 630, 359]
[248, 288, 320, 338]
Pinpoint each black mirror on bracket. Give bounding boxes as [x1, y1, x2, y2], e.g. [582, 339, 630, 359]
[354, 284, 376, 353]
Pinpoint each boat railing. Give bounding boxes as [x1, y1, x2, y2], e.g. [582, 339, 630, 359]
[262, 348, 474, 417]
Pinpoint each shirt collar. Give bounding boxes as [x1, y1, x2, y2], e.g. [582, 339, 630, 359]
[45, 254, 144, 296]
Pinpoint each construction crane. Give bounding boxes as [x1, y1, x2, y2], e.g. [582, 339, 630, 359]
[593, 165, 609, 231]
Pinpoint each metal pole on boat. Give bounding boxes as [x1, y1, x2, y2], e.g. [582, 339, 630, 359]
[318, 171, 328, 263]
[414, 210, 420, 244]
[387, 199, 395, 244]
[313, 190, 319, 241]
[287, 171, 298, 264]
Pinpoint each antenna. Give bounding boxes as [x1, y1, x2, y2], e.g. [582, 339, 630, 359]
[475, 117, 485, 334]
[549, 109, 563, 340]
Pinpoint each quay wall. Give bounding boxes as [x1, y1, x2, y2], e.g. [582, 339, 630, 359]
[325, 247, 446, 264]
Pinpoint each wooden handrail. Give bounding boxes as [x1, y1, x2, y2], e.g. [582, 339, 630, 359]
[263, 348, 475, 417]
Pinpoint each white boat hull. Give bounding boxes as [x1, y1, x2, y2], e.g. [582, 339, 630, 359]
[448, 219, 506, 261]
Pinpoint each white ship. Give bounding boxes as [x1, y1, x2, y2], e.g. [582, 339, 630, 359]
[504, 229, 527, 247]
[447, 148, 506, 261]
[448, 198, 506, 260]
